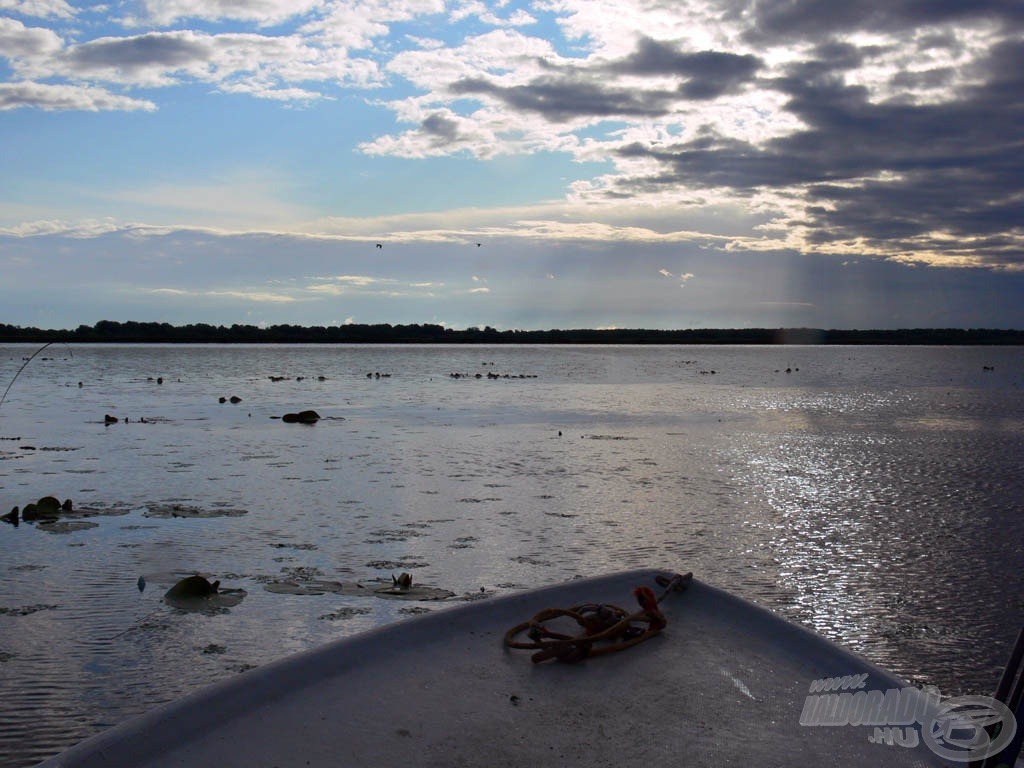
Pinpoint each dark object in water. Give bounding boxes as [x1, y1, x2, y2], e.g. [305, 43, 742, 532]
[105, 414, 119, 424]
[281, 410, 320, 424]
[165, 575, 220, 600]
[1, 507, 18, 526]
[392, 573, 413, 589]
[20, 496, 72, 521]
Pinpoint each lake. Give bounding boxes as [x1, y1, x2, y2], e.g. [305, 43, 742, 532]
[1, 343, 1022, 767]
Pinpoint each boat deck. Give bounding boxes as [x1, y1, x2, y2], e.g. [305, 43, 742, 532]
[39, 569, 955, 767]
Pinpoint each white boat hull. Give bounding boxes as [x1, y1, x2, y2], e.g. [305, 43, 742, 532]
[37, 569, 951, 767]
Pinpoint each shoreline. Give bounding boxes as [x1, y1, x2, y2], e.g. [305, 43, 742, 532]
[3, 322, 1024, 345]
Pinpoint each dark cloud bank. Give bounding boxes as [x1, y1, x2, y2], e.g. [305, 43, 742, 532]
[440, 1, 1024, 268]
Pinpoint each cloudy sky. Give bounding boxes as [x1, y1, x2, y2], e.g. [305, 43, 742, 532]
[2, 0, 1022, 331]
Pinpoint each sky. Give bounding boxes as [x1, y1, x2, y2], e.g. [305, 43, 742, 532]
[1, 0, 1022, 331]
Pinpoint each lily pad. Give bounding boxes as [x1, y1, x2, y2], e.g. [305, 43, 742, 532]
[37, 520, 99, 534]
[73, 503, 133, 519]
[0, 604, 60, 616]
[398, 606, 433, 616]
[369, 584, 455, 601]
[261, 577, 454, 601]
[164, 588, 246, 612]
[166, 589, 248, 614]
[263, 579, 360, 596]
[144, 504, 248, 519]
[318, 607, 372, 621]
[365, 559, 429, 570]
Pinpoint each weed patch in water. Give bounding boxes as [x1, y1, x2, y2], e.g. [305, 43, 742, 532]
[143, 504, 248, 519]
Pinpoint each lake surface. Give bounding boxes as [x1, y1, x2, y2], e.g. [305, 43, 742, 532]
[1, 343, 1022, 767]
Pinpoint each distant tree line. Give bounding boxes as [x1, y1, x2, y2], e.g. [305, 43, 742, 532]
[0, 321, 1022, 345]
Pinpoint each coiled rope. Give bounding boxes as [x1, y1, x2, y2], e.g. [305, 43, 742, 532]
[504, 571, 693, 663]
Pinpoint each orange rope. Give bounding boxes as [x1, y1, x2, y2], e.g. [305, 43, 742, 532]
[503, 572, 692, 663]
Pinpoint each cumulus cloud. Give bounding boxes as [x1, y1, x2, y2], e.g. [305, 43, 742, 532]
[60, 32, 218, 85]
[0, 16, 63, 58]
[2, 11, 385, 109]
[365, 29, 769, 160]
[733, 0, 1024, 43]
[448, 0, 536, 27]
[606, 37, 762, 99]
[607, 35, 1024, 266]
[449, 74, 678, 122]
[35, 29, 381, 92]
[0, 0, 74, 18]
[128, 0, 322, 27]
[372, 109, 499, 156]
[0, 81, 157, 111]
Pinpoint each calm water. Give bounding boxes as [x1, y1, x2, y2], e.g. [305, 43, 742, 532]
[1, 344, 1022, 767]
